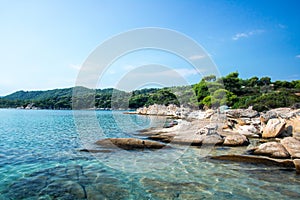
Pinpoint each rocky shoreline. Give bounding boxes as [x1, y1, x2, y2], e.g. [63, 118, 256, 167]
[96, 104, 300, 174]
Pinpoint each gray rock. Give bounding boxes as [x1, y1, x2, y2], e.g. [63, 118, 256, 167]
[223, 134, 250, 146]
[281, 137, 300, 159]
[260, 111, 278, 124]
[196, 124, 218, 135]
[171, 132, 224, 146]
[201, 133, 224, 145]
[274, 108, 296, 119]
[225, 109, 259, 118]
[261, 108, 300, 123]
[252, 142, 290, 158]
[236, 124, 260, 138]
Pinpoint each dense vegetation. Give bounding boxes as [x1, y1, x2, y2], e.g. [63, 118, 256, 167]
[193, 72, 300, 111]
[0, 72, 299, 111]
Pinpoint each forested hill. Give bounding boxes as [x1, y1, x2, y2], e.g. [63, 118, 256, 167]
[1, 72, 300, 111]
[3, 88, 74, 101]
[3, 87, 116, 101]
[0, 86, 161, 110]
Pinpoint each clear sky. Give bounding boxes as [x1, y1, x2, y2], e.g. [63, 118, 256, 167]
[0, 0, 299, 96]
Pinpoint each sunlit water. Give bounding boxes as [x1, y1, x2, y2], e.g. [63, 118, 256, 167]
[0, 109, 299, 199]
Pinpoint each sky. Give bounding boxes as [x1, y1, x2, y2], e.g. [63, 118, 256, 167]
[0, 0, 300, 96]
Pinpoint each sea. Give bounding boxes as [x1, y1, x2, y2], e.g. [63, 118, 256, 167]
[0, 109, 299, 199]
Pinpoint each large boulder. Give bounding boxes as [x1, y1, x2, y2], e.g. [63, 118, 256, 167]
[252, 142, 290, 158]
[272, 108, 299, 119]
[171, 132, 224, 146]
[235, 124, 260, 138]
[199, 133, 224, 145]
[225, 108, 259, 119]
[261, 108, 300, 124]
[281, 137, 300, 159]
[95, 138, 167, 150]
[223, 133, 249, 146]
[286, 116, 300, 139]
[262, 118, 286, 138]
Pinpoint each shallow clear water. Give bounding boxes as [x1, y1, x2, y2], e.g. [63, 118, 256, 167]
[0, 109, 299, 199]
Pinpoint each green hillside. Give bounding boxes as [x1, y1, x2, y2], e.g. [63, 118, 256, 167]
[1, 73, 299, 111]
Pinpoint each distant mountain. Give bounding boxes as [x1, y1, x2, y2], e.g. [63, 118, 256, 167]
[3, 88, 73, 101]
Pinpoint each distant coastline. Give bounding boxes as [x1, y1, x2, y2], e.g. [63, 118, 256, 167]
[1, 72, 299, 112]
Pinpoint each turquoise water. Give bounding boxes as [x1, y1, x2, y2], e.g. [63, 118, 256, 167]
[0, 109, 300, 199]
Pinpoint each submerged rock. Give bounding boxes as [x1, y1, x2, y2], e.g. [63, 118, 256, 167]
[148, 134, 175, 143]
[262, 119, 286, 138]
[95, 138, 167, 150]
[252, 142, 290, 158]
[79, 149, 113, 153]
[210, 155, 295, 168]
[140, 177, 209, 199]
[281, 137, 300, 159]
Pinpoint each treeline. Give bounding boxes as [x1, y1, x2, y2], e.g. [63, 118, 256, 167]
[193, 72, 300, 111]
[0, 72, 299, 111]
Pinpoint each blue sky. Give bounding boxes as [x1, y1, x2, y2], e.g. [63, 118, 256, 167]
[0, 0, 299, 95]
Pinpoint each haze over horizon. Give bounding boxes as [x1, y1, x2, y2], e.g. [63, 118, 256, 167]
[1, 0, 300, 96]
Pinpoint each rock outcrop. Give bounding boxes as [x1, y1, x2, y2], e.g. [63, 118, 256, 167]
[225, 108, 259, 118]
[95, 138, 167, 150]
[223, 133, 250, 146]
[223, 108, 261, 138]
[223, 107, 300, 140]
[262, 119, 286, 138]
[136, 104, 194, 118]
[252, 142, 290, 158]
[133, 105, 300, 173]
[135, 104, 216, 120]
[234, 124, 260, 138]
[281, 137, 300, 159]
[210, 155, 295, 168]
[170, 133, 224, 146]
[286, 115, 300, 140]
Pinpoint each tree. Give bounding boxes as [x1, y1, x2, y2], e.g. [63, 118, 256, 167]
[247, 76, 259, 87]
[222, 72, 242, 94]
[258, 77, 271, 86]
[201, 89, 237, 108]
[203, 75, 216, 82]
[193, 79, 209, 108]
[206, 82, 223, 93]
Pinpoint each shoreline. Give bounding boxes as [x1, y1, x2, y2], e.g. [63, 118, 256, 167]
[122, 105, 300, 174]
